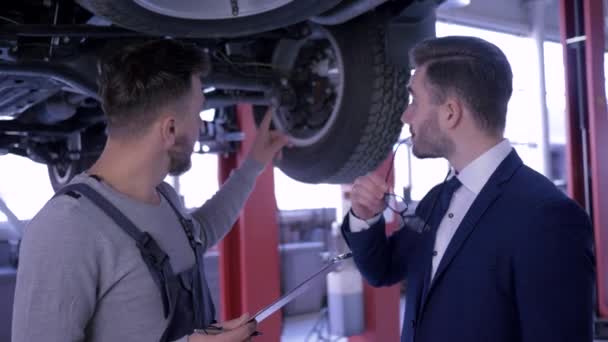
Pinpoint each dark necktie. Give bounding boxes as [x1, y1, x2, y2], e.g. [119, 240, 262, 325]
[420, 176, 462, 308]
[427, 176, 462, 232]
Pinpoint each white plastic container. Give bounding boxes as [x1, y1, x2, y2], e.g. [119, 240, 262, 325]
[327, 260, 365, 336]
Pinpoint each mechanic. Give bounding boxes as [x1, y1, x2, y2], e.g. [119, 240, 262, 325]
[12, 39, 288, 342]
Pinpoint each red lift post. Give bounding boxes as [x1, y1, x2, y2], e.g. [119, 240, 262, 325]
[218, 104, 282, 341]
[559, 0, 608, 333]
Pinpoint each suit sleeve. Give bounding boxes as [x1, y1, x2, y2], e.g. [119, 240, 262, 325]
[342, 212, 425, 287]
[513, 199, 595, 342]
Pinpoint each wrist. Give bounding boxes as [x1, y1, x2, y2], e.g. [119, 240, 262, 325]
[350, 209, 366, 220]
[351, 208, 380, 221]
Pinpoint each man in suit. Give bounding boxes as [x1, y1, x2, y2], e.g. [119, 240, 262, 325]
[342, 36, 595, 342]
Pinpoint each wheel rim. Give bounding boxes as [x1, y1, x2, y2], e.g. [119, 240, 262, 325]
[51, 162, 73, 185]
[132, 0, 294, 20]
[272, 25, 345, 147]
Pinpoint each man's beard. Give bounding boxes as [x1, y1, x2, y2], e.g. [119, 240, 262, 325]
[411, 113, 454, 159]
[168, 135, 193, 176]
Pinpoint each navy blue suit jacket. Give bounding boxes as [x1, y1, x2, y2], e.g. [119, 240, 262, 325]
[342, 150, 595, 342]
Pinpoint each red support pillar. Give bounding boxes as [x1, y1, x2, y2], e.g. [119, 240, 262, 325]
[559, 0, 608, 318]
[349, 155, 401, 342]
[218, 104, 283, 340]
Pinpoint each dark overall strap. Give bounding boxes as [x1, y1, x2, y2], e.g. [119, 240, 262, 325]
[54, 183, 175, 318]
[156, 185, 216, 329]
[156, 184, 198, 251]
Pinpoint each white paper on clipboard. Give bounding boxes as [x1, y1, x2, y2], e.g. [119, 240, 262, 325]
[251, 252, 353, 323]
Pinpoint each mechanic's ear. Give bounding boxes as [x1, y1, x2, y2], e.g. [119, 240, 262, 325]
[159, 116, 177, 148]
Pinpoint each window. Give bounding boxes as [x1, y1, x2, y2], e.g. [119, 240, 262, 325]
[172, 153, 220, 209]
[0, 154, 54, 222]
[274, 167, 343, 214]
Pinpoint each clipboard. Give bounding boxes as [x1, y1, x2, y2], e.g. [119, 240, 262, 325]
[251, 252, 353, 323]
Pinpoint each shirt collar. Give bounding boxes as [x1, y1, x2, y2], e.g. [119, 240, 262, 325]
[452, 139, 513, 195]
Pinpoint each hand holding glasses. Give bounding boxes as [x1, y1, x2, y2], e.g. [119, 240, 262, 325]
[382, 137, 415, 222]
[351, 137, 416, 224]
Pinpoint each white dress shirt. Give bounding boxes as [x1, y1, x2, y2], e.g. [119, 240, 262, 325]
[349, 139, 513, 280]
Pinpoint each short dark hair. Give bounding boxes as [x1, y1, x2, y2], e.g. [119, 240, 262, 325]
[98, 39, 210, 137]
[410, 36, 513, 135]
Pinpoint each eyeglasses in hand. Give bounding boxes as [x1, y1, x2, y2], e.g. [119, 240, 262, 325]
[383, 137, 413, 224]
[383, 192, 409, 219]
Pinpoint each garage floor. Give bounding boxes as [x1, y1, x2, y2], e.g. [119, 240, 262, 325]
[280, 296, 406, 341]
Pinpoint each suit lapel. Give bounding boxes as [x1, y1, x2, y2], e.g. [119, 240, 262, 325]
[419, 150, 523, 312]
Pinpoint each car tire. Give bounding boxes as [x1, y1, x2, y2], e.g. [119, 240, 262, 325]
[47, 159, 90, 192]
[77, 0, 341, 38]
[47, 127, 106, 192]
[259, 12, 409, 184]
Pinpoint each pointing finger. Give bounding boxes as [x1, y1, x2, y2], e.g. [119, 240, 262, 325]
[260, 108, 274, 131]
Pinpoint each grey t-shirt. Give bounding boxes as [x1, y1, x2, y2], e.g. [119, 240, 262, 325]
[12, 158, 264, 342]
